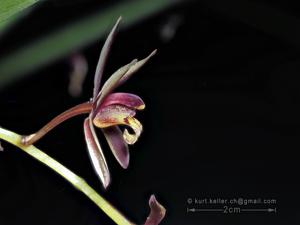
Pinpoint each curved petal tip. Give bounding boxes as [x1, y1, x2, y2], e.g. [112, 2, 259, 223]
[144, 195, 166, 225]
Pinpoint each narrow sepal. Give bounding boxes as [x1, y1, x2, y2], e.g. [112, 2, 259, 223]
[83, 117, 110, 189]
[118, 49, 157, 87]
[144, 195, 166, 225]
[102, 126, 129, 169]
[94, 59, 137, 115]
[93, 17, 122, 100]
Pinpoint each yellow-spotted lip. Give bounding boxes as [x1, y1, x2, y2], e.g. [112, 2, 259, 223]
[93, 104, 143, 145]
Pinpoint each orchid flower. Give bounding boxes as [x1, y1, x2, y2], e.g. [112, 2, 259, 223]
[22, 17, 156, 189]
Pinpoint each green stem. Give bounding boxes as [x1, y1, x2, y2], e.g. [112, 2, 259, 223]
[0, 126, 134, 225]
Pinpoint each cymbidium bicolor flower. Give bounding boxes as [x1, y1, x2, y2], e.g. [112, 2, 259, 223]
[20, 17, 166, 225]
[22, 17, 156, 189]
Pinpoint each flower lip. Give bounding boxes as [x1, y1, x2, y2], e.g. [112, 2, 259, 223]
[93, 104, 136, 128]
[92, 104, 143, 145]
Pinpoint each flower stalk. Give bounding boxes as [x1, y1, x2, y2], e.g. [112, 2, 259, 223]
[22, 101, 93, 146]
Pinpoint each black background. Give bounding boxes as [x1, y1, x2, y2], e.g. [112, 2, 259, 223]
[0, 0, 300, 224]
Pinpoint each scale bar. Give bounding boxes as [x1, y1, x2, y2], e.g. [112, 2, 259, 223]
[187, 208, 277, 213]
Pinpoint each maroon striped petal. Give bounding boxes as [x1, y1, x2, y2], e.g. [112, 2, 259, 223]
[93, 17, 122, 101]
[98, 92, 145, 111]
[144, 195, 166, 225]
[83, 118, 110, 189]
[102, 126, 129, 169]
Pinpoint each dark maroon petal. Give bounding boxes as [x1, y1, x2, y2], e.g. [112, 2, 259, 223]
[93, 59, 137, 116]
[83, 118, 110, 189]
[118, 50, 157, 87]
[99, 92, 145, 110]
[102, 126, 129, 169]
[144, 195, 166, 225]
[93, 17, 122, 101]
